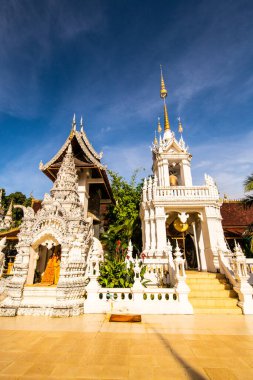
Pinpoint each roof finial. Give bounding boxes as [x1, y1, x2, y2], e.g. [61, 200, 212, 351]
[80, 116, 84, 133]
[178, 117, 183, 134]
[157, 117, 162, 133]
[160, 66, 170, 132]
[160, 65, 167, 99]
[72, 113, 76, 131]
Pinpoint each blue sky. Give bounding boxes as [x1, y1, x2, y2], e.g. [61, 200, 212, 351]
[0, 0, 253, 199]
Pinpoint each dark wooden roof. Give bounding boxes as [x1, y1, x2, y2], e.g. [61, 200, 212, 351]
[221, 201, 253, 235]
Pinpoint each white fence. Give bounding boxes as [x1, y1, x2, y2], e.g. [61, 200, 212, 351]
[84, 286, 193, 315]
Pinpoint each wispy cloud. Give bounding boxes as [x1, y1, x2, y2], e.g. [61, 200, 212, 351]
[0, 0, 107, 119]
[0, 141, 56, 198]
[191, 131, 253, 198]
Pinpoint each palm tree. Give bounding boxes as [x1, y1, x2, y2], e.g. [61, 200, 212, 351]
[242, 173, 253, 209]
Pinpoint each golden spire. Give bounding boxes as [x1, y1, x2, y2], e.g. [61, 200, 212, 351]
[160, 66, 170, 132]
[178, 117, 183, 134]
[163, 102, 170, 131]
[160, 65, 168, 99]
[157, 117, 162, 133]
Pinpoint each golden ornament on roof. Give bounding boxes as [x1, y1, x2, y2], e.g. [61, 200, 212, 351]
[160, 67, 168, 99]
[178, 117, 183, 133]
[157, 117, 162, 133]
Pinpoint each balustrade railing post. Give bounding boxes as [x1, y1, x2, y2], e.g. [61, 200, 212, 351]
[232, 243, 253, 314]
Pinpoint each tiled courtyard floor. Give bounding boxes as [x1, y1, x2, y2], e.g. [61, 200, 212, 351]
[0, 314, 253, 379]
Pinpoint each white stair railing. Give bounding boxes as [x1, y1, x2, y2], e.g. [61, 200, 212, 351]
[218, 244, 253, 314]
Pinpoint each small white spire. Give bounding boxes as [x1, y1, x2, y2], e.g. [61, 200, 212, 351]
[72, 113, 76, 131]
[80, 116, 84, 133]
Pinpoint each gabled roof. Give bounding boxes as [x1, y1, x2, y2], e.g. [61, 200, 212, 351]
[164, 138, 186, 154]
[40, 128, 114, 201]
[40, 129, 105, 176]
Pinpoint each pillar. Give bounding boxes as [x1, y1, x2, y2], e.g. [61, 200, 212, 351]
[155, 207, 167, 256]
[181, 159, 192, 186]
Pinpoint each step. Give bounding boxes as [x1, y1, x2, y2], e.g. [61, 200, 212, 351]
[186, 271, 225, 279]
[187, 282, 232, 291]
[190, 297, 238, 308]
[189, 289, 238, 299]
[186, 277, 229, 285]
[194, 307, 242, 315]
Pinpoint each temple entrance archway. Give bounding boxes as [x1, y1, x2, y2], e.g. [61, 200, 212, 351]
[26, 233, 62, 286]
[166, 211, 203, 271]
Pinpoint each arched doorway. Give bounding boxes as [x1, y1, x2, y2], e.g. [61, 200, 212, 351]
[166, 212, 200, 270]
[27, 233, 62, 286]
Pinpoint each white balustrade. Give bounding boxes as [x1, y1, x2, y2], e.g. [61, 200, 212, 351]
[154, 186, 217, 201]
[84, 287, 193, 314]
[218, 245, 253, 314]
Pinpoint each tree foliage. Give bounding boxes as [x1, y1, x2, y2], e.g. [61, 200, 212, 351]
[98, 241, 147, 288]
[242, 173, 253, 209]
[101, 170, 143, 254]
[0, 188, 32, 228]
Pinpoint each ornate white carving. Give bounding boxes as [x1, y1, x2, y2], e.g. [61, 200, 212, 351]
[0, 237, 6, 277]
[178, 212, 189, 224]
[0, 144, 94, 317]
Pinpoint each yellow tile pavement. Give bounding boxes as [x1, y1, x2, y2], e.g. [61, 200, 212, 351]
[0, 314, 253, 379]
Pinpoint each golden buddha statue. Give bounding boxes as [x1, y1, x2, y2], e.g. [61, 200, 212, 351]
[169, 172, 178, 186]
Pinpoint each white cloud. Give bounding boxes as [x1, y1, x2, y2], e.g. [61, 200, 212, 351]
[0, 142, 53, 198]
[191, 131, 253, 198]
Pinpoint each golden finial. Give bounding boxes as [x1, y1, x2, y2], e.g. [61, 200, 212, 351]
[178, 117, 183, 134]
[154, 131, 158, 145]
[164, 102, 170, 131]
[160, 65, 167, 99]
[157, 117, 162, 133]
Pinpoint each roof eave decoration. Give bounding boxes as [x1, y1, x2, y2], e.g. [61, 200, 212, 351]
[80, 129, 103, 160]
[40, 130, 106, 173]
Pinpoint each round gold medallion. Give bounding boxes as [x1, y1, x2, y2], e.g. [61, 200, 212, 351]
[173, 218, 189, 232]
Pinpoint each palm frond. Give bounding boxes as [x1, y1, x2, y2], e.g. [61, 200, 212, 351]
[242, 195, 253, 209]
[244, 173, 253, 192]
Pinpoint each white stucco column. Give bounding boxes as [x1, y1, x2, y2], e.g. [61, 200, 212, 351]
[181, 159, 192, 186]
[162, 159, 170, 187]
[150, 208, 156, 252]
[202, 205, 225, 271]
[196, 220, 207, 271]
[155, 207, 167, 256]
[144, 209, 151, 253]
[26, 247, 38, 285]
[78, 170, 89, 218]
[158, 162, 163, 186]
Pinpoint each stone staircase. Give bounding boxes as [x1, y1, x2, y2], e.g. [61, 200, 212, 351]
[186, 271, 242, 314]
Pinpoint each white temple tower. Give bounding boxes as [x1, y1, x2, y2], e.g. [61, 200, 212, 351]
[140, 69, 227, 275]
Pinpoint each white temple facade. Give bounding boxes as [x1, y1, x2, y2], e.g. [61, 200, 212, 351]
[140, 70, 227, 282]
